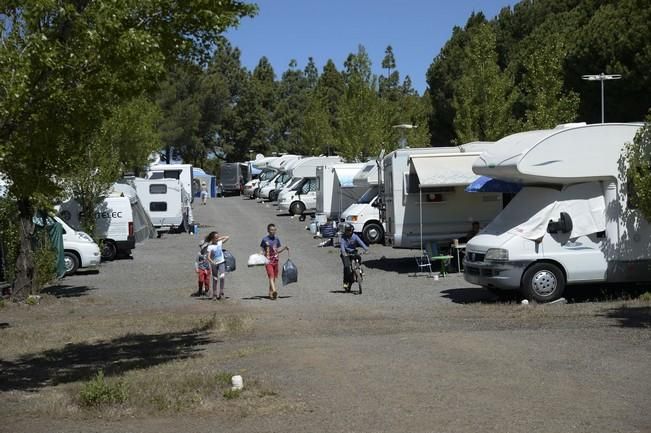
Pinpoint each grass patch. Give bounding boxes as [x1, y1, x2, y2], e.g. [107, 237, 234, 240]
[223, 388, 241, 400]
[0, 298, 5, 308]
[639, 291, 651, 302]
[78, 370, 128, 408]
[215, 372, 233, 387]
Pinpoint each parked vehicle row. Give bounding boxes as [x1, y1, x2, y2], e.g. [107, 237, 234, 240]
[242, 122, 651, 302]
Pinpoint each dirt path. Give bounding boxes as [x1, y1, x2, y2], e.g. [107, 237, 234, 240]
[1, 196, 650, 433]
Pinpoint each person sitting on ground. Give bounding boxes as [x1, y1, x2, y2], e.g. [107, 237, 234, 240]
[340, 224, 369, 291]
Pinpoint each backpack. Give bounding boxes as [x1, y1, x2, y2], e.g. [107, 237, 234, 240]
[223, 250, 236, 272]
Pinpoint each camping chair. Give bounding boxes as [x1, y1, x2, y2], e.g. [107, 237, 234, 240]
[414, 241, 452, 278]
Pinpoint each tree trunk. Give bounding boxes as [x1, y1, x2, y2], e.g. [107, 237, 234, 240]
[12, 198, 35, 300]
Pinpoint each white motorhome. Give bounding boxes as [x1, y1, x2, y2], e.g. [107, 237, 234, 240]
[383, 144, 502, 249]
[316, 163, 366, 220]
[133, 178, 192, 234]
[340, 160, 385, 244]
[277, 156, 343, 215]
[258, 156, 302, 200]
[147, 164, 194, 202]
[464, 123, 650, 302]
[243, 156, 279, 198]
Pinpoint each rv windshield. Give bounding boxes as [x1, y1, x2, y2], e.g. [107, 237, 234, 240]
[482, 187, 560, 237]
[259, 169, 276, 181]
[357, 186, 379, 204]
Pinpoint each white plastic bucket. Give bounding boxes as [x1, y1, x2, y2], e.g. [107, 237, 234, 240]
[231, 375, 243, 390]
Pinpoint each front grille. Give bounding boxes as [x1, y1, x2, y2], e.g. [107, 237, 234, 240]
[466, 252, 485, 262]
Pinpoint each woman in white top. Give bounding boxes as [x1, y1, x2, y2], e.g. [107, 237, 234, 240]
[205, 231, 230, 300]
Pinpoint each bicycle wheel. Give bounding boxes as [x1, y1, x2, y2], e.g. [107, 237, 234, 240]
[354, 266, 363, 295]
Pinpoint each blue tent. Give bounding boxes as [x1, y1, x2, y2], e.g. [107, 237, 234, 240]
[465, 176, 522, 193]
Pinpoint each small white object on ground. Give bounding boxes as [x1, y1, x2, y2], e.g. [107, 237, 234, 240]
[231, 375, 243, 391]
[521, 299, 529, 305]
[433, 275, 439, 281]
[549, 297, 567, 304]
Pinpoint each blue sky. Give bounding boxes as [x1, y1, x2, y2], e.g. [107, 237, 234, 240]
[226, 0, 519, 94]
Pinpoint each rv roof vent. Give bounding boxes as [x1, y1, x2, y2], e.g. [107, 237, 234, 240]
[554, 122, 587, 130]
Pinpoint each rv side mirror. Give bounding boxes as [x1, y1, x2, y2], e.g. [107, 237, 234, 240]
[371, 201, 379, 208]
[547, 212, 573, 234]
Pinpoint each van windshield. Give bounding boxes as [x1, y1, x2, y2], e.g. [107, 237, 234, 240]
[259, 169, 276, 181]
[357, 186, 379, 204]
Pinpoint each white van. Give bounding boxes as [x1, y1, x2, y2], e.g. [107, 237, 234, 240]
[53, 216, 101, 276]
[463, 123, 650, 302]
[58, 184, 155, 260]
[316, 163, 366, 220]
[340, 160, 385, 244]
[147, 164, 194, 202]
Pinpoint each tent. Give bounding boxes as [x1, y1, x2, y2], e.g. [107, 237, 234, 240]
[192, 168, 217, 198]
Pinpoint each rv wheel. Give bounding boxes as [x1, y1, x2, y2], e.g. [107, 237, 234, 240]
[253, 188, 260, 199]
[362, 223, 384, 244]
[269, 190, 278, 202]
[63, 251, 80, 276]
[101, 241, 117, 261]
[522, 262, 565, 302]
[289, 201, 305, 216]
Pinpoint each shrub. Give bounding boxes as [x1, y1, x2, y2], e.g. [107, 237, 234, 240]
[79, 370, 128, 408]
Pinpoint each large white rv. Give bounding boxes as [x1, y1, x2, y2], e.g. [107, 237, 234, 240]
[258, 156, 302, 200]
[383, 144, 502, 249]
[147, 163, 194, 201]
[340, 160, 385, 244]
[133, 178, 192, 234]
[276, 156, 343, 215]
[316, 163, 366, 220]
[463, 123, 650, 302]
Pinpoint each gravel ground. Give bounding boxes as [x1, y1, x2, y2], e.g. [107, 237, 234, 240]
[2, 196, 650, 433]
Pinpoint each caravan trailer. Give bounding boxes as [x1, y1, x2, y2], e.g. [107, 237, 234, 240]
[147, 164, 194, 202]
[464, 123, 650, 302]
[133, 178, 191, 233]
[383, 145, 502, 249]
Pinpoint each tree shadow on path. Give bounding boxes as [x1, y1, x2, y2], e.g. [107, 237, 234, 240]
[601, 305, 651, 328]
[42, 284, 96, 298]
[0, 327, 218, 392]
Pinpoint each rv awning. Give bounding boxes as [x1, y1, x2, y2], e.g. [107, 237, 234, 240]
[334, 166, 364, 188]
[353, 163, 379, 186]
[410, 154, 479, 187]
[465, 176, 522, 193]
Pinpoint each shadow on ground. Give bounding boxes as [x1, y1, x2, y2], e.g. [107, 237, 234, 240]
[42, 284, 96, 298]
[601, 305, 651, 328]
[0, 328, 218, 392]
[362, 257, 418, 275]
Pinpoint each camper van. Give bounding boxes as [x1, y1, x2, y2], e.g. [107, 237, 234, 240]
[53, 215, 101, 276]
[219, 163, 243, 195]
[276, 156, 343, 215]
[316, 163, 366, 220]
[463, 123, 650, 302]
[383, 145, 502, 249]
[133, 178, 191, 233]
[243, 156, 279, 198]
[259, 157, 304, 201]
[340, 161, 384, 244]
[147, 164, 194, 202]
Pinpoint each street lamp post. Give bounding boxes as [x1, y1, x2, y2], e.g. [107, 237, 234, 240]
[581, 72, 622, 123]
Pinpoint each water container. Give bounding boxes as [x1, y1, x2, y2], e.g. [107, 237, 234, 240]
[231, 375, 243, 390]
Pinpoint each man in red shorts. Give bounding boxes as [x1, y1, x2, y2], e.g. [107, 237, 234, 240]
[260, 223, 289, 300]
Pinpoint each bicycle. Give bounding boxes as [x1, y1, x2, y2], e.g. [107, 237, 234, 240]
[345, 250, 364, 295]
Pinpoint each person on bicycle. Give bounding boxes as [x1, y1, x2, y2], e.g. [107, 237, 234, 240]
[340, 223, 368, 290]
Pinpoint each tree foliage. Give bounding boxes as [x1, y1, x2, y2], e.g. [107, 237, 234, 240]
[0, 0, 256, 297]
[624, 111, 651, 221]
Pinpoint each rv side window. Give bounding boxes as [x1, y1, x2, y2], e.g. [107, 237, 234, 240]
[150, 184, 167, 194]
[163, 170, 181, 180]
[149, 172, 163, 179]
[150, 202, 167, 212]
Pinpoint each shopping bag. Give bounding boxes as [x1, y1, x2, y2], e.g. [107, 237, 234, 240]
[282, 258, 298, 286]
[247, 253, 269, 267]
[223, 250, 236, 272]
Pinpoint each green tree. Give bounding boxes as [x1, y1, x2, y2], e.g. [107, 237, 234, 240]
[624, 111, 651, 220]
[379, 45, 400, 100]
[304, 57, 319, 89]
[274, 60, 311, 154]
[0, 0, 256, 298]
[65, 98, 161, 235]
[452, 22, 517, 143]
